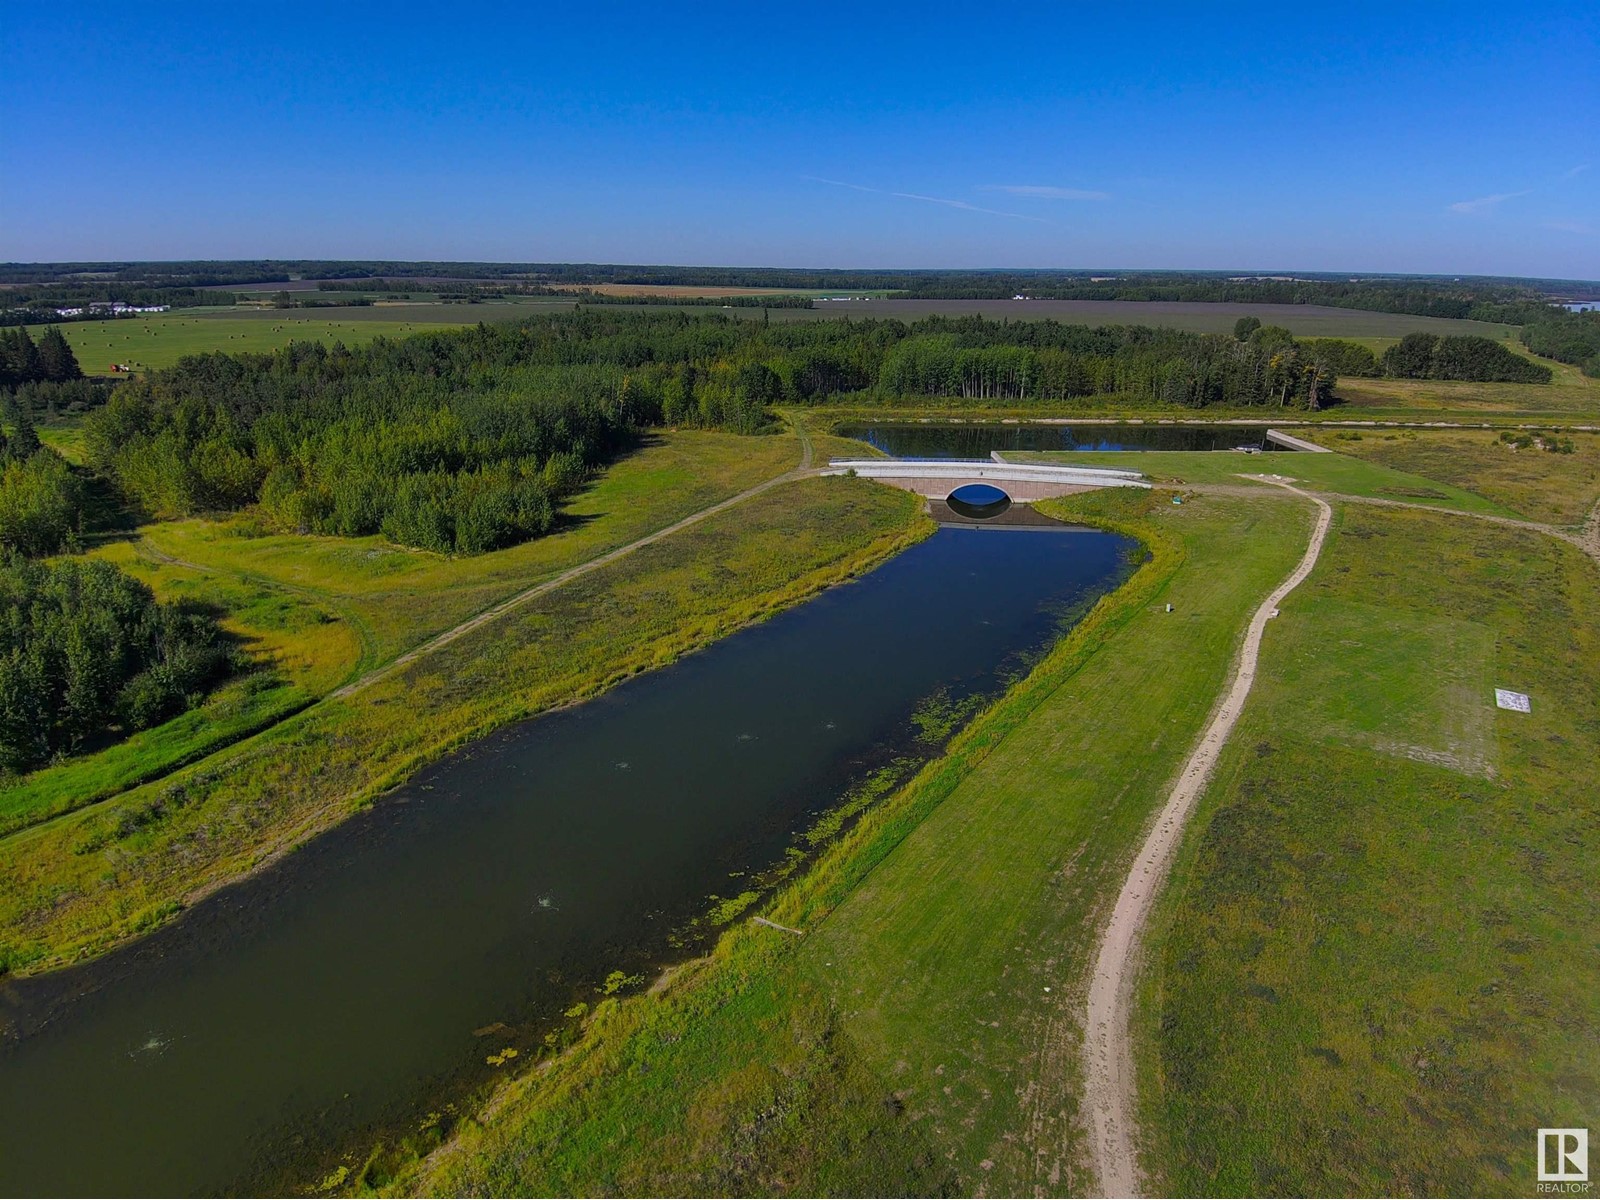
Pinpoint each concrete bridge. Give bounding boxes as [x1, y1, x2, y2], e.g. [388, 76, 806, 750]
[823, 458, 1151, 503]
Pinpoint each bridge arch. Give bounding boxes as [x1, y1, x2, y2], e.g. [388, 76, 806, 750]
[946, 482, 1012, 519]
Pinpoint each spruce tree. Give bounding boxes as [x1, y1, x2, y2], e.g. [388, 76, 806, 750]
[0, 328, 42, 386]
[36, 326, 82, 382]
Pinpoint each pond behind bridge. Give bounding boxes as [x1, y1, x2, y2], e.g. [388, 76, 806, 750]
[0, 522, 1135, 1197]
[837, 421, 1287, 457]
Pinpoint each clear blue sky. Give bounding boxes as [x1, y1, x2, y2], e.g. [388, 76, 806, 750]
[3, 3, 1596, 277]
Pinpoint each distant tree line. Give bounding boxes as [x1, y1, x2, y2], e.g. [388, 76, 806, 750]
[9, 262, 1590, 327]
[0, 557, 239, 773]
[0, 287, 238, 325]
[568, 292, 819, 309]
[1520, 310, 1600, 377]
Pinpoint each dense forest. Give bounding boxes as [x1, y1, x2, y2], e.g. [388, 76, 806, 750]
[79, 311, 1561, 556]
[0, 558, 238, 772]
[83, 311, 1359, 540]
[1520, 310, 1600, 377]
[84, 331, 661, 555]
[0, 431, 84, 559]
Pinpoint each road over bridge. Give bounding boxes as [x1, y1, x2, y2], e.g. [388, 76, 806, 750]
[823, 458, 1151, 503]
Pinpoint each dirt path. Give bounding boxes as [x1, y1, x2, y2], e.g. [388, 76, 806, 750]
[1082, 480, 1332, 1198]
[332, 426, 815, 700]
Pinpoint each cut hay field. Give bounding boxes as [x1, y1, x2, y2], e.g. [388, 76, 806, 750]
[1137, 502, 1600, 1196]
[549, 283, 833, 297]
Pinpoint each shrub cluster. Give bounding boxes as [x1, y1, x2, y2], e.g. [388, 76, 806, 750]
[0, 558, 239, 772]
[1380, 333, 1552, 382]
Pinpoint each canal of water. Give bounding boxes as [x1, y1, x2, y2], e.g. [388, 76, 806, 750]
[836, 421, 1286, 456]
[0, 522, 1135, 1196]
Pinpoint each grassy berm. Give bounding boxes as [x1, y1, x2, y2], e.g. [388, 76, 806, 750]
[398, 488, 1312, 1197]
[1139, 503, 1600, 1196]
[0, 476, 924, 973]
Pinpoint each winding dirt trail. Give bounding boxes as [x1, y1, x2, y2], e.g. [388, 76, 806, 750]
[1082, 480, 1333, 1198]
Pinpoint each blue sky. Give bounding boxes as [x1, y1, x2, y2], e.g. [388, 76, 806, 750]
[3, 3, 1596, 277]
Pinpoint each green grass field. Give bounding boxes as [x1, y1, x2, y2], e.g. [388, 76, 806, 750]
[7, 387, 1594, 1193]
[404, 488, 1315, 1197]
[1137, 503, 1600, 1196]
[0, 540, 360, 838]
[403, 430, 1599, 1198]
[1334, 353, 1600, 417]
[1005, 447, 1519, 517]
[1298, 427, 1600, 525]
[52, 310, 463, 374]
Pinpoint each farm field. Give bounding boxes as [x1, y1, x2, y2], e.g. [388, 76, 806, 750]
[1137, 503, 1600, 1196]
[53, 311, 461, 373]
[546, 283, 877, 297]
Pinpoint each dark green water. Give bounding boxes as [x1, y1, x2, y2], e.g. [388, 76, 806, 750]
[838, 421, 1283, 456]
[0, 525, 1133, 1196]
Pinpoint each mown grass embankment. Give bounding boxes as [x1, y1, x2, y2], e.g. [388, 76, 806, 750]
[1297, 426, 1600, 525]
[0, 476, 925, 974]
[1137, 503, 1600, 1196]
[1007, 447, 1517, 516]
[399, 488, 1312, 1198]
